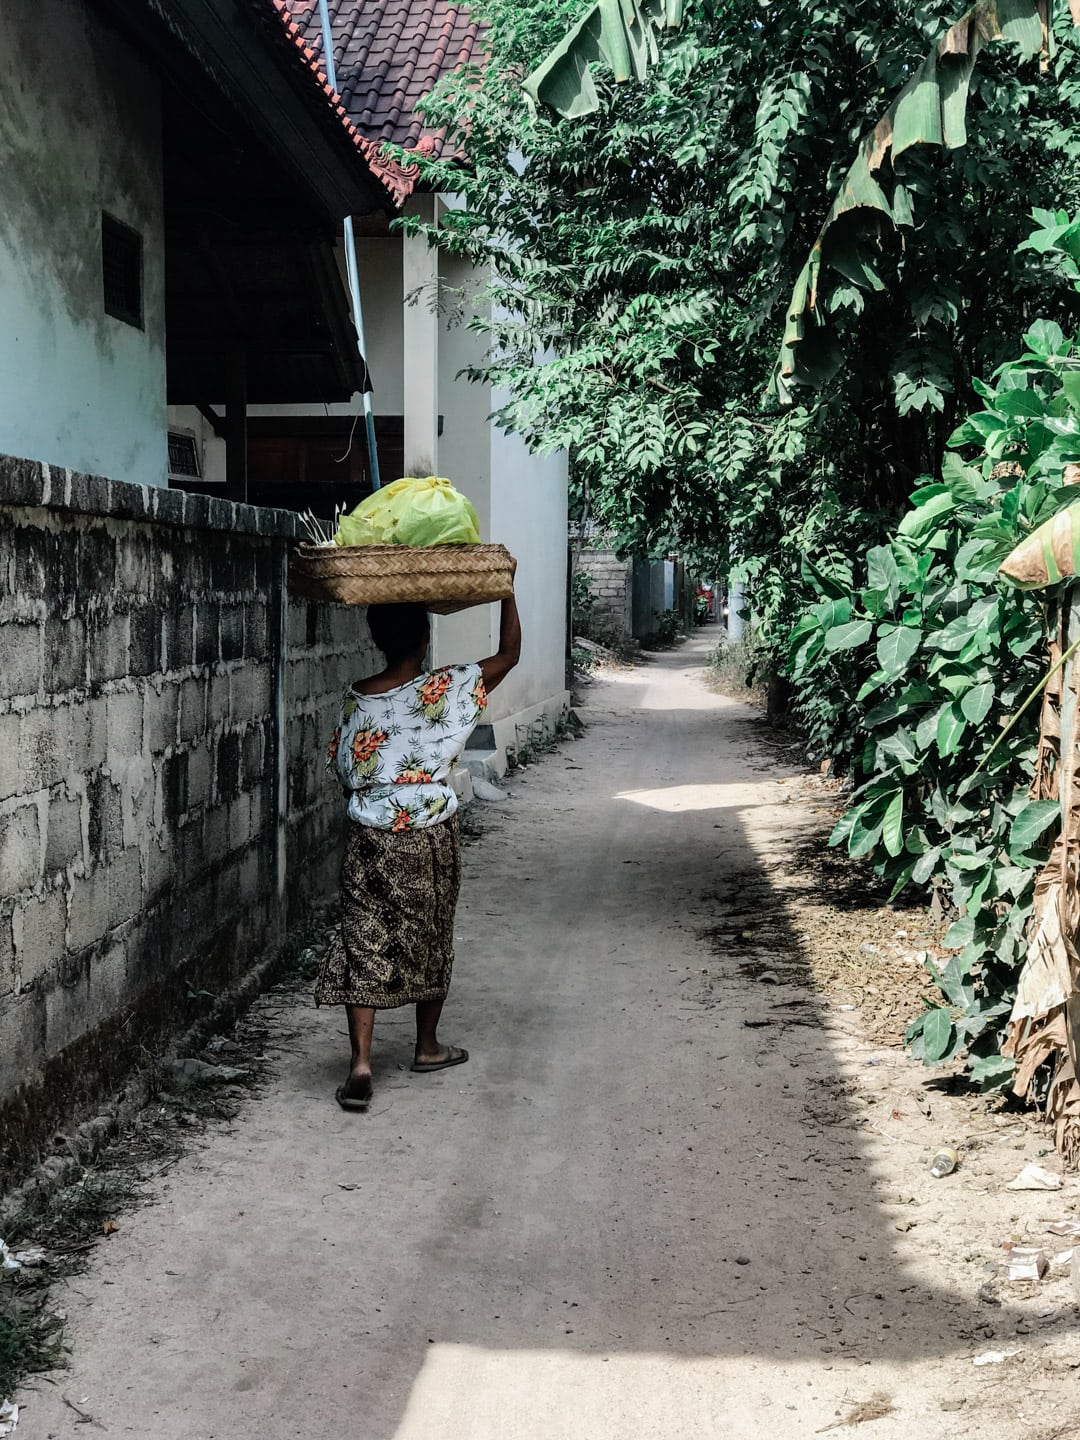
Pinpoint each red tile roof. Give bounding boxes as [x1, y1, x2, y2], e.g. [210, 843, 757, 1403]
[265, 0, 418, 206]
[279, 0, 482, 204]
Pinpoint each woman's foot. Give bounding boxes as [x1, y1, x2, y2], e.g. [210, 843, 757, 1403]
[411, 1045, 469, 1074]
[336, 1070, 373, 1110]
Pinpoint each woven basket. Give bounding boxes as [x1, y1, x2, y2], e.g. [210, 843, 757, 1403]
[288, 543, 515, 613]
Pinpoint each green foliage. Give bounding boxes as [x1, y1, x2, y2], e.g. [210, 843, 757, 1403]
[652, 608, 684, 645]
[790, 214, 1080, 1084]
[398, 0, 1080, 618]
[571, 568, 596, 633]
[0, 1299, 64, 1400]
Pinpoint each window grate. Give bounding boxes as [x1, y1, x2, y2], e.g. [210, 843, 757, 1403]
[102, 213, 143, 328]
[167, 430, 201, 479]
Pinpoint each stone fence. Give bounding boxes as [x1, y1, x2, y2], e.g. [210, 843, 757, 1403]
[574, 549, 632, 641]
[0, 455, 375, 1188]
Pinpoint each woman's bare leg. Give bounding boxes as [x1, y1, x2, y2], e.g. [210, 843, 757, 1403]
[345, 1005, 375, 1084]
[415, 999, 447, 1064]
[413, 1001, 468, 1070]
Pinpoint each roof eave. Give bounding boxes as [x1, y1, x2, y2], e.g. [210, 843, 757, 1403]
[107, 0, 391, 218]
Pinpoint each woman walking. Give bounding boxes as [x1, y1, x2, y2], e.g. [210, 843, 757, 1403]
[316, 594, 521, 1110]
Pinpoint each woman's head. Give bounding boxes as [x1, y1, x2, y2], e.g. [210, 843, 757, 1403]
[367, 603, 431, 664]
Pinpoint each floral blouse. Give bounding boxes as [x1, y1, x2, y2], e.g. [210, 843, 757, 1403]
[327, 664, 488, 831]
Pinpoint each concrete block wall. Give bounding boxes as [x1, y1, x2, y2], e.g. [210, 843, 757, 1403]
[575, 549, 632, 640]
[0, 455, 374, 1187]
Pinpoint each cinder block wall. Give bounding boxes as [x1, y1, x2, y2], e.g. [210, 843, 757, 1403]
[0, 455, 374, 1187]
[574, 550, 632, 639]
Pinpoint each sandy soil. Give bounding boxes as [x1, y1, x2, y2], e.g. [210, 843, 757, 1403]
[16, 634, 1080, 1439]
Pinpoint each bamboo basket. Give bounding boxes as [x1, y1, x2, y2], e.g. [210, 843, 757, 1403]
[288, 542, 515, 614]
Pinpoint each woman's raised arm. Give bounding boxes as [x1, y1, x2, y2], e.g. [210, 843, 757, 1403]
[479, 593, 521, 692]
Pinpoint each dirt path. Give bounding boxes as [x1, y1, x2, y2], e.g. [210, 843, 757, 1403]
[19, 635, 1080, 1439]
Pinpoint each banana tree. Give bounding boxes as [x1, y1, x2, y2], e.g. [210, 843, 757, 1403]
[776, 0, 1070, 398]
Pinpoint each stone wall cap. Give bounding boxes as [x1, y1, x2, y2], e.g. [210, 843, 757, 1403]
[0, 453, 304, 540]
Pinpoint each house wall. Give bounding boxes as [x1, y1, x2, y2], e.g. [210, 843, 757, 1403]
[429, 260, 569, 739]
[0, 454, 375, 1190]
[430, 250, 497, 672]
[0, 0, 167, 487]
[487, 411, 568, 722]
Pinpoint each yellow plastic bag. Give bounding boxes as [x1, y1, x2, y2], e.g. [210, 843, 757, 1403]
[334, 477, 481, 548]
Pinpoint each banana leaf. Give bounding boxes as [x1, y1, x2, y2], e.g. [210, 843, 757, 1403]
[776, 0, 1056, 395]
[523, 0, 680, 116]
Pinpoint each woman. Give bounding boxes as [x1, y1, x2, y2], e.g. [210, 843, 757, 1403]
[316, 593, 521, 1110]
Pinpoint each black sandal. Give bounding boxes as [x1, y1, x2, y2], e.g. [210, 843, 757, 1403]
[335, 1075, 373, 1110]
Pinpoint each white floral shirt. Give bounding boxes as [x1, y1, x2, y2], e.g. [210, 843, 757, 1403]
[327, 664, 488, 831]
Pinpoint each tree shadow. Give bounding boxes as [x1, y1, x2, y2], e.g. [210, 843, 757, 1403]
[20, 639, 1079, 1439]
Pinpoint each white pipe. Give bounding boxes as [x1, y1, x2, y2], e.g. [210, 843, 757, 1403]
[318, 0, 382, 489]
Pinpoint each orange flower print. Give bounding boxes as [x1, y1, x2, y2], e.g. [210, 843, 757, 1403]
[412, 669, 454, 723]
[351, 727, 388, 778]
[395, 751, 434, 785]
[472, 676, 488, 713]
[392, 807, 413, 833]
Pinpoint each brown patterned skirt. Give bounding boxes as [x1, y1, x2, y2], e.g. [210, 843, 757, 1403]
[315, 815, 461, 1009]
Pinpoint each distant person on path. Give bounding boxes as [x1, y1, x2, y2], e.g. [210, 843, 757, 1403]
[316, 593, 521, 1110]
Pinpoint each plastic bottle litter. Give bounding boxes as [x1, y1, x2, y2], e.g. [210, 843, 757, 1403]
[930, 1147, 959, 1178]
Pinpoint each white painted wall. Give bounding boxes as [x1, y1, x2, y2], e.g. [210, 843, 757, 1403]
[486, 406, 568, 722]
[430, 249, 497, 669]
[423, 250, 569, 727]
[0, 0, 167, 486]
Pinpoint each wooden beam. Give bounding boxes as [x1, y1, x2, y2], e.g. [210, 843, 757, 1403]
[196, 402, 227, 440]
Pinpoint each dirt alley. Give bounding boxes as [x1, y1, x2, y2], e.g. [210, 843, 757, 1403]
[19, 633, 1080, 1439]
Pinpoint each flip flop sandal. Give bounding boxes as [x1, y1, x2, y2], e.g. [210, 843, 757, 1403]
[335, 1076, 373, 1111]
[411, 1046, 469, 1074]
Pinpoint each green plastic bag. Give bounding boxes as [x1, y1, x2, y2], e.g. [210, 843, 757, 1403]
[334, 477, 481, 547]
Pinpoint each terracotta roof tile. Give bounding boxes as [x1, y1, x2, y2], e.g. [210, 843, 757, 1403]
[267, 0, 426, 207]
[280, 0, 482, 202]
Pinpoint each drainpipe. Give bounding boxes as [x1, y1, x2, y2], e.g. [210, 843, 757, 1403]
[317, 0, 382, 490]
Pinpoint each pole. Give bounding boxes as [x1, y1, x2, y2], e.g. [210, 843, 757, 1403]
[317, 0, 382, 490]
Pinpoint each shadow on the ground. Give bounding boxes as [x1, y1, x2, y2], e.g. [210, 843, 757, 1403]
[289, 640, 1076, 1437]
[20, 638, 1078, 1440]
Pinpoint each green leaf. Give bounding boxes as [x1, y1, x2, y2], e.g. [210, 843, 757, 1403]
[960, 682, 994, 724]
[824, 619, 873, 652]
[866, 545, 901, 607]
[943, 915, 975, 950]
[876, 624, 920, 679]
[911, 845, 942, 885]
[1008, 799, 1060, 854]
[968, 1054, 1016, 1092]
[1023, 319, 1067, 358]
[921, 1007, 955, 1064]
[936, 702, 967, 757]
[897, 490, 958, 541]
[881, 789, 904, 857]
